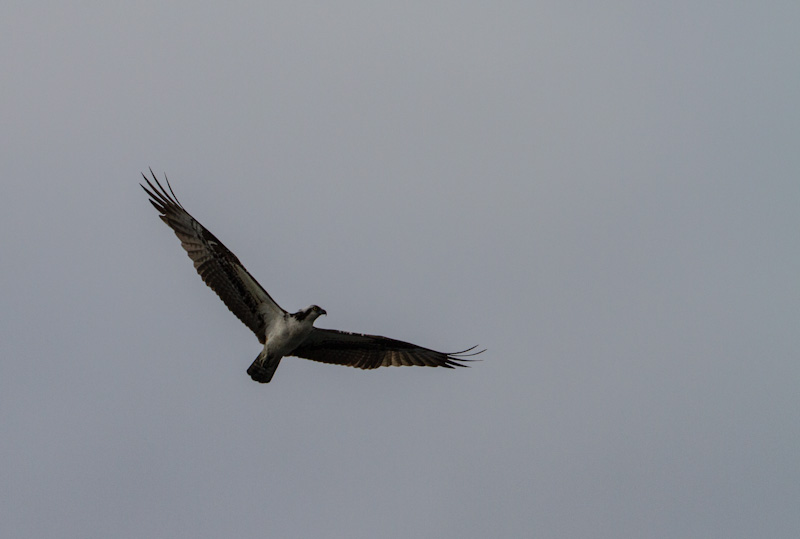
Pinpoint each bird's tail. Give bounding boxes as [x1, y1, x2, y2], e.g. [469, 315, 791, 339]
[247, 350, 282, 383]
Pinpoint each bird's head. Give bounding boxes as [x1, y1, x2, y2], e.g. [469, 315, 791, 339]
[298, 305, 327, 322]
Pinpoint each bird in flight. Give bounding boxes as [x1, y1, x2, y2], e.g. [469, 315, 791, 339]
[141, 171, 483, 383]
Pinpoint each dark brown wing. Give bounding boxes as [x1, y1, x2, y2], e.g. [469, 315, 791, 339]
[141, 170, 285, 343]
[291, 328, 484, 369]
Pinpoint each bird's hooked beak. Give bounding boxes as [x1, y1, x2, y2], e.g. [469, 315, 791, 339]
[320, 308, 327, 316]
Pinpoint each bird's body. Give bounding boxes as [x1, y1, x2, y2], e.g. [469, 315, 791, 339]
[141, 171, 482, 383]
[249, 306, 325, 383]
[265, 307, 325, 360]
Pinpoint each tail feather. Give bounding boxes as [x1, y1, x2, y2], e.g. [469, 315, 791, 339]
[247, 351, 282, 383]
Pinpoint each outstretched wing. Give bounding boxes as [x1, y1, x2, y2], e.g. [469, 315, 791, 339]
[292, 328, 484, 369]
[141, 170, 285, 343]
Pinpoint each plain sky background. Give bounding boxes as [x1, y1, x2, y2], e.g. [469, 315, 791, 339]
[2, 2, 798, 538]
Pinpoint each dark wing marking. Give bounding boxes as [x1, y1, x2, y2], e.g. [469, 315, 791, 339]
[141, 170, 285, 343]
[291, 328, 484, 369]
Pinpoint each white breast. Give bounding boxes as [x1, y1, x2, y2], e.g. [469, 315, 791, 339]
[264, 314, 315, 357]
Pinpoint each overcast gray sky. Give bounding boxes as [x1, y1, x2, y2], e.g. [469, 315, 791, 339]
[2, 2, 799, 538]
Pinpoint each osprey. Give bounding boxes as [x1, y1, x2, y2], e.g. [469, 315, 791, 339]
[141, 171, 483, 383]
